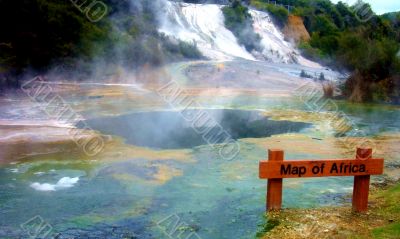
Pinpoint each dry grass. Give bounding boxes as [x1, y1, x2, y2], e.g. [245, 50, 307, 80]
[259, 183, 400, 239]
[322, 82, 335, 98]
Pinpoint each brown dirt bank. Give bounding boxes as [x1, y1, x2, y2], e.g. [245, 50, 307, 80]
[283, 15, 311, 44]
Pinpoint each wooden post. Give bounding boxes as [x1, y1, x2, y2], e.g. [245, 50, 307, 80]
[260, 148, 383, 213]
[352, 148, 372, 212]
[266, 149, 283, 211]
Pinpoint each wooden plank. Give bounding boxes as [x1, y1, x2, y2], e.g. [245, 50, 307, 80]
[266, 149, 283, 211]
[267, 179, 282, 210]
[259, 158, 384, 179]
[353, 148, 372, 212]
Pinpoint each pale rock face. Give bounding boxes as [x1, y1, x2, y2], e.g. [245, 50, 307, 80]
[158, 1, 323, 68]
[159, 2, 254, 61]
[250, 9, 296, 63]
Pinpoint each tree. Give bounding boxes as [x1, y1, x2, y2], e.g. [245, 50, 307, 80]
[319, 72, 326, 81]
[223, 1, 262, 52]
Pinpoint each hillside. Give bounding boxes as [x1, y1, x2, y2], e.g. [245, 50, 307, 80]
[249, 0, 400, 103]
[1, 0, 399, 104]
[0, 0, 202, 88]
[283, 15, 311, 44]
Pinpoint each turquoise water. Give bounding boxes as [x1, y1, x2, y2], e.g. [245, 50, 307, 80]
[1, 61, 400, 238]
[0, 133, 356, 238]
[2, 93, 400, 238]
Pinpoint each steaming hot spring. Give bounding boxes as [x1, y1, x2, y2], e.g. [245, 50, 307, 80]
[1, 2, 400, 239]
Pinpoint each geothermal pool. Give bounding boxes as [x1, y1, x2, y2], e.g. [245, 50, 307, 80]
[0, 60, 399, 238]
[80, 110, 311, 149]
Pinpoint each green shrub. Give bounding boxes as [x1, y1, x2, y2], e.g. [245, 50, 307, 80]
[250, 0, 289, 28]
[178, 41, 202, 59]
[300, 69, 312, 78]
[319, 72, 326, 81]
[222, 1, 262, 52]
[298, 41, 324, 61]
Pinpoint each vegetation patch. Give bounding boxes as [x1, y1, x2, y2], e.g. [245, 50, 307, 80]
[0, 0, 203, 89]
[372, 223, 400, 239]
[222, 0, 262, 53]
[250, 0, 400, 103]
[256, 217, 280, 238]
[250, 0, 289, 28]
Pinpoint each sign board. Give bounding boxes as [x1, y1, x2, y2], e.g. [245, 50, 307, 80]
[259, 148, 384, 213]
[259, 159, 384, 179]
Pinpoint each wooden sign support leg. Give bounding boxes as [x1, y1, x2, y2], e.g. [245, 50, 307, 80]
[352, 148, 372, 213]
[266, 149, 284, 211]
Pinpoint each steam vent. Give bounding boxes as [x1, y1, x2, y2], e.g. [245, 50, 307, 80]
[0, 0, 399, 238]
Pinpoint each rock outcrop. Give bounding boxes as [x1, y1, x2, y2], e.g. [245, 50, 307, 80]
[283, 15, 310, 44]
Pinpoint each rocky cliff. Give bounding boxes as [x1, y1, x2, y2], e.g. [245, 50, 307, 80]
[283, 15, 310, 44]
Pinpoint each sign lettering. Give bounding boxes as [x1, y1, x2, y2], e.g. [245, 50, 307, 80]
[260, 159, 383, 179]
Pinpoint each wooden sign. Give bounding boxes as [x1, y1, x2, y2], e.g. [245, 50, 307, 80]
[259, 148, 384, 212]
